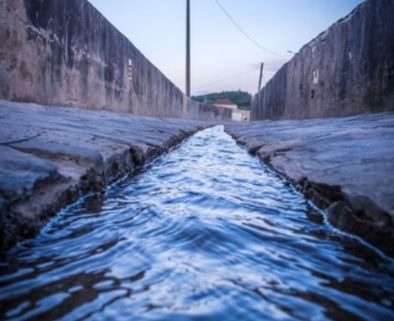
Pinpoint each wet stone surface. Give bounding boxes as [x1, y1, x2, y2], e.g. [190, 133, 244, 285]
[225, 112, 394, 256]
[0, 126, 393, 321]
[0, 100, 207, 249]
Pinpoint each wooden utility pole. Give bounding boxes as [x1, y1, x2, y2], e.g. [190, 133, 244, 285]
[186, 0, 191, 96]
[258, 62, 264, 92]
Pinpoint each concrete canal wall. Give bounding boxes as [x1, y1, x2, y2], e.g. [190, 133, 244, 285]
[252, 0, 394, 120]
[0, 0, 231, 121]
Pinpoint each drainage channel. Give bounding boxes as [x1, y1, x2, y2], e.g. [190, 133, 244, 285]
[0, 126, 393, 321]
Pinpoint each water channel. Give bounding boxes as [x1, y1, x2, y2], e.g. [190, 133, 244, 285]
[0, 126, 393, 321]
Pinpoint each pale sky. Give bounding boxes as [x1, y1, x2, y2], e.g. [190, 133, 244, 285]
[89, 0, 363, 95]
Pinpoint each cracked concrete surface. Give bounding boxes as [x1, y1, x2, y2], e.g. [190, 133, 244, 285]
[0, 100, 208, 250]
[225, 113, 394, 256]
[2, 99, 393, 257]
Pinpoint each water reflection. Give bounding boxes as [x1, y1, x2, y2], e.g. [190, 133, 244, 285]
[0, 126, 393, 321]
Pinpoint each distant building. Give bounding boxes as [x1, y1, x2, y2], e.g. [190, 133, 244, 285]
[212, 99, 249, 122]
[212, 99, 238, 110]
[232, 109, 250, 122]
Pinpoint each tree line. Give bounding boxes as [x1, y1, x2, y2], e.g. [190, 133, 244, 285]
[192, 90, 252, 110]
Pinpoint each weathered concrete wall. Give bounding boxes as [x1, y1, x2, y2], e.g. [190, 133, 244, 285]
[252, 0, 394, 120]
[0, 0, 231, 121]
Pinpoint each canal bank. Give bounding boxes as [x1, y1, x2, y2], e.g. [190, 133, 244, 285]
[225, 113, 394, 257]
[1, 100, 394, 258]
[0, 100, 209, 250]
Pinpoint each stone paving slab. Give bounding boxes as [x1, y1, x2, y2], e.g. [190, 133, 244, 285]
[0, 100, 208, 250]
[225, 113, 394, 256]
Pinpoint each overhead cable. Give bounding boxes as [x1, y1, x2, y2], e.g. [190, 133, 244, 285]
[213, 0, 284, 57]
[194, 68, 259, 91]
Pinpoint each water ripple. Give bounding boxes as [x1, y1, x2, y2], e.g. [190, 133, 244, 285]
[0, 126, 393, 321]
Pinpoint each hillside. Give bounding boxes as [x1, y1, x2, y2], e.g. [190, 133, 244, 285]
[193, 91, 252, 110]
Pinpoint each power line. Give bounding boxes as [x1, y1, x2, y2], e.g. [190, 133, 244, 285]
[194, 68, 259, 91]
[213, 0, 284, 57]
[194, 68, 276, 92]
[195, 69, 257, 90]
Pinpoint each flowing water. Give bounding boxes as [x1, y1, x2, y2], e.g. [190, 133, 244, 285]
[0, 126, 393, 321]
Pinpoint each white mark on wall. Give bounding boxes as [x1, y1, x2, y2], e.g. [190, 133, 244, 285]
[312, 46, 316, 57]
[312, 69, 319, 85]
[128, 58, 133, 82]
[348, 51, 353, 61]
